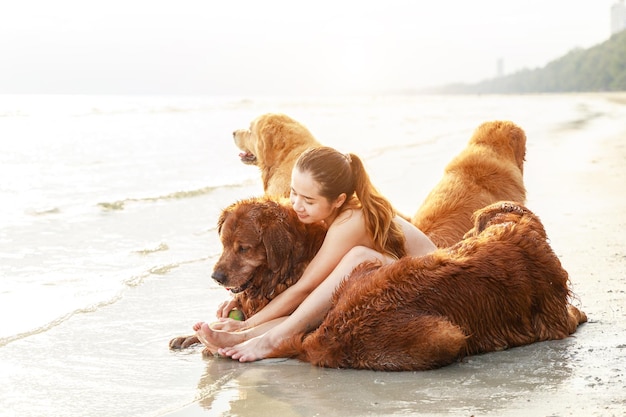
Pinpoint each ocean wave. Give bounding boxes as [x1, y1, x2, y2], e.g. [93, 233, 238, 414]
[556, 112, 606, 131]
[132, 242, 170, 255]
[25, 207, 62, 216]
[79, 106, 199, 117]
[0, 254, 215, 348]
[97, 186, 220, 210]
[123, 255, 215, 287]
[0, 295, 125, 348]
[0, 110, 28, 118]
[69, 96, 252, 117]
[97, 180, 256, 211]
[554, 101, 607, 132]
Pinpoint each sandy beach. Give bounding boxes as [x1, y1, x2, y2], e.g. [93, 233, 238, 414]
[1, 93, 624, 417]
[165, 95, 626, 417]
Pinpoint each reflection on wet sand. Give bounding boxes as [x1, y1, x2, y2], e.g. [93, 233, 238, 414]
[191, 338, 578, 416]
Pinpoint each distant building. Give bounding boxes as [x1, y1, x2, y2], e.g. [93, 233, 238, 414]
[611, 0, 626, 35]
[496, 58, 504, 78]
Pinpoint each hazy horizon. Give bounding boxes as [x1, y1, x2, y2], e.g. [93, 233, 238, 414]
[0, 0, 618, 96]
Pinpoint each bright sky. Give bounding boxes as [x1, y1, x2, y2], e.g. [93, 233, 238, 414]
[0, 0, 618, 95]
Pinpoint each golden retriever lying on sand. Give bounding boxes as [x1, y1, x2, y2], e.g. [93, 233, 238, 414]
[233, 113, 321, 198]
[274, 201, 587, 371]
[412, 120, 527, 248]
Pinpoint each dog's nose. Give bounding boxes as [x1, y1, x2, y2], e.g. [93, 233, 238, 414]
[212, 271, 227, 285]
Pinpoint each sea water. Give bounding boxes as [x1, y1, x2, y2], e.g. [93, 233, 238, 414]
[0, 93, 624, 417]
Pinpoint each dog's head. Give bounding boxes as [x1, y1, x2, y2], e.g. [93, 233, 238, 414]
[211, 196, 313, 294]
[469, 120, 527, 173]
[232, 113, 318, 169]
[233, 120, 259, 166]
[464, 201, 545, 239]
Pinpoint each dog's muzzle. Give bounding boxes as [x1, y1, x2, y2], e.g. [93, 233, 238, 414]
[211, 271, 249, 294]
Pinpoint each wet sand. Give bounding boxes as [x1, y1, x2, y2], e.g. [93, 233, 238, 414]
[165, 107, 626, 417]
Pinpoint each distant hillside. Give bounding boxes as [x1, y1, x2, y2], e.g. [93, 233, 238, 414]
[425, 29, 626, 94]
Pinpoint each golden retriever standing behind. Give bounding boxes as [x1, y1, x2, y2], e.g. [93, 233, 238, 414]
[412, 121, 527, 248]
[233, 113, 321, 198]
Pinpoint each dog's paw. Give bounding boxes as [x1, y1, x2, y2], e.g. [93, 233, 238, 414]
[202, 346, 219, 357]
[169, 335, 200, 349]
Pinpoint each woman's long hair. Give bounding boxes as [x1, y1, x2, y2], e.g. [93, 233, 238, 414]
[295, 146, 406, 259]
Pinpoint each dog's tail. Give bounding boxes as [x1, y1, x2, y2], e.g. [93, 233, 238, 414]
[270, 333, 307, 360]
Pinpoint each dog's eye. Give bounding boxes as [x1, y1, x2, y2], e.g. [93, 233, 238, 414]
[237, 245, 249, 254]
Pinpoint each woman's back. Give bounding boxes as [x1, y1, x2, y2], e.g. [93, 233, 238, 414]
[394, 215, 437, 257]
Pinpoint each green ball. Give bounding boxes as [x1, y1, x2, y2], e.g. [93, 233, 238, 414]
[228, 309, 245, 321]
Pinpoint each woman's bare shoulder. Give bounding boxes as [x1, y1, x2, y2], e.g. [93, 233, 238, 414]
[326, 208, 370, 246]
[330, 207, 363, 228]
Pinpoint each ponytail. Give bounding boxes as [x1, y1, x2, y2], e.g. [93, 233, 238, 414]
[347, 153, 406, 259]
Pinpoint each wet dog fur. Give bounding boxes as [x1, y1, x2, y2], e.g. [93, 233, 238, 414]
[272, 201, 587, 371]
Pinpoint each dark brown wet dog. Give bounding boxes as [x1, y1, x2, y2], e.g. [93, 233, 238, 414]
[273, 201, 587, 371]
[169, 197, 326, 352]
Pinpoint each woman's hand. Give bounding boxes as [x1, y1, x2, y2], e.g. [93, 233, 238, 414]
[216, 298, 239, 319]
[210, 318, 248, 332]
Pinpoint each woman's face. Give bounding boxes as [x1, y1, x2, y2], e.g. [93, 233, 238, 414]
[290, 168, 344, 224]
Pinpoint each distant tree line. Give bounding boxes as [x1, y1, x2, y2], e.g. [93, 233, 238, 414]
[425, 29, 626, 94]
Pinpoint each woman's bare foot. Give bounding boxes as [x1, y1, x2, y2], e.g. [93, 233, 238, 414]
[217, 334, 277, 362]
[195, 322, 249, 349]
[210, 318, 248, 332]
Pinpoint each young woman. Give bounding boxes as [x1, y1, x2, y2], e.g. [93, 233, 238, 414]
[194, 146, 436, 362]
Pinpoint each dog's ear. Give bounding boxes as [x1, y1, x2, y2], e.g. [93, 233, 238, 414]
[217, 212, 227, 235]
[254, 116, 282, 166]
[258, 203, 292, 273]
[473, 201, 529, 233]
[217, 204, 235, 235]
